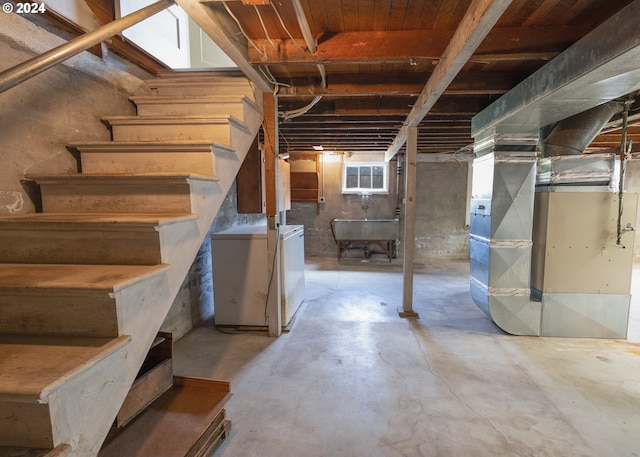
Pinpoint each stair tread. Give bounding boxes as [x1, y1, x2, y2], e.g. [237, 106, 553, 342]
[0, 335, 130, 400]
[69, 140, 234, 152]
[24, 172, 220, 182]
[102, 114, 238, 122]
[157, 68, 246, 79]
[130, 94, 249, 102]
[0, 263, 169, 292]
[0, 212, 197, 227]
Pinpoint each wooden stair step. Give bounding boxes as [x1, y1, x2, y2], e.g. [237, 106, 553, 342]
[146, 73, 254, 97]
[156, 69, 247, 79]
[102, 115, 250, 142]
[24, 173, 219, 213]
[0, 213, 196, 265]
[69, 141, 235, 176]
[99, 377, 232, 457]
[0, 443, 72, 457]
[129, 95, 257, 118]
[0, 263, 170, 291]
[0, 335, 129, 399]
[0, 335, 130, 448]
[0, 264, 170, 337]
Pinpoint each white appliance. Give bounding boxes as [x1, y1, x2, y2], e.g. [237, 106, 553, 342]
[211, 224, 305, 327]
[279, 225, 305, 325]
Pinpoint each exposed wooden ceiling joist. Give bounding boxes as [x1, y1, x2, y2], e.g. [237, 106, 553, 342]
[280, 96, 493, 116]
[276, 71, 519, 96]
[247, 26, 586, 65]
[385, 0, 514, 161]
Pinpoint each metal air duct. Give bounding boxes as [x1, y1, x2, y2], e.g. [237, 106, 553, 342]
[539, 101, 623, 157]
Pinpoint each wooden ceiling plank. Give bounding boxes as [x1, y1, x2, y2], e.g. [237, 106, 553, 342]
[568, 0, 634, 27]
[433, 0, 460, 29]
[372, 0, 392, 31]
[341, 0, 359, 31]
[176, 0, 272, 93]
[401, 0, 428, 30]
[521, 0, 562, 26]
[324, 0, 344, 32]
[386, 0, 410, 30]
[422, 0, 444, 30]
[358, 0, 376, 31]
[302, 0, 328, 32]
[385, 0, 514, 161]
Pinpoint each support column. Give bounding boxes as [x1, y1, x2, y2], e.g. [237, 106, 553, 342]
[263, 92, 282, 337]
[399, 127, 419, 318]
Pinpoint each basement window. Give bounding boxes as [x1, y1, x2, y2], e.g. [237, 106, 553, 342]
[342, 162, 389, 194]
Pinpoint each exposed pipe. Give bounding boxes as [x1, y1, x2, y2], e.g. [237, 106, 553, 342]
[617, 96, 635, 246]
[539, 101, 623, 157]
[290, 0, 316, 54]
[0, 0, 175, 93]
[289, 0, 327, 93]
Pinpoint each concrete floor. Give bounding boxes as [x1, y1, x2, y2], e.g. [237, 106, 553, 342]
[174, 258, 640, 457]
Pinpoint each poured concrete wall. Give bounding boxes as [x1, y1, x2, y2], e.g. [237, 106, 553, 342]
[415, 158, 470, 260]
[0, 13, 148, 215]
[286, 153, 471, 260]
[287, 155, 400, 259]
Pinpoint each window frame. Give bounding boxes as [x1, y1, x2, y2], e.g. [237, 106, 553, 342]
[341, 161, 389, 194]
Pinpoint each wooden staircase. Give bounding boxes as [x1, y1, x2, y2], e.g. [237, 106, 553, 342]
[0, 71, 262, 457]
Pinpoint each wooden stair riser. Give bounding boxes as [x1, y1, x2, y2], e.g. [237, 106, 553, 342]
[132, 97, 249, 118]
[0, 228, 163, 265]
[0, 400, 55, 448]
[80, 149, 216, 176]
[146, 80, 254, 98]
[0, 268, 170, 337]
[38, 180, 195, 213]
[108, 119, 238, 143]
[0, 294, 117, 337]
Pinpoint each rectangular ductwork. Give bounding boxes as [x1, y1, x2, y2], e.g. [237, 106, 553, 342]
[470, 102, 637, 338]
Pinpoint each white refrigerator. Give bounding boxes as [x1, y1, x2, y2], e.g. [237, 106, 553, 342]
[211, 224, 305, 327]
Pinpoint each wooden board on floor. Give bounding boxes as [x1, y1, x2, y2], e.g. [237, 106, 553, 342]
[99, 376, 232, 457]
[0, 444, 71, 457]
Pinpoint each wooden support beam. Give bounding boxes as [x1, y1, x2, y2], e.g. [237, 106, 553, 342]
[263, 92, 282, 337]
[176, 0, 271, 93]
[279, 96, 492, 116]
[248, 26, 586, 65]
[385, 0, 514, 161]
[276, 72, 519, 97]
[399, 127, 419, 318]
[263, 93, 278, 217]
